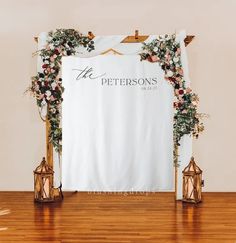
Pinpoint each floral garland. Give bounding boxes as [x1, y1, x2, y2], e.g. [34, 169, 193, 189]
[29, 30, 204, 162]
[140, 34, 204, 164]
[29, 29, 94, 152]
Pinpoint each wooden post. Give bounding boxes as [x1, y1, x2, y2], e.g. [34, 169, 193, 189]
[174, 143, 179, 201]
[46, 117, 53, 168]
[46, 115, 63, 200]
[175, 165, 178, 200]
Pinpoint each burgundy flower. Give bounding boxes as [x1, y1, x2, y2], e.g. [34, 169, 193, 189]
[179, 89, 184, 95]
[42, 64, 48, 69]
[54, 49, 60, 55]
[168, 77, 176, 83]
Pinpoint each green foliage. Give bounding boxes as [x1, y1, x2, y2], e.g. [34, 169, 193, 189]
[29, 29, 94, 153]
[140, 34, 204, 164]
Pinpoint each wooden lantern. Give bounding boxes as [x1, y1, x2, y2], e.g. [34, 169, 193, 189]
[182, 157, 202, 203]
[34, 157, 54, 202]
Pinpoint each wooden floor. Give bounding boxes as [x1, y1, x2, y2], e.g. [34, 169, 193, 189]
[0, 192, 236, 243]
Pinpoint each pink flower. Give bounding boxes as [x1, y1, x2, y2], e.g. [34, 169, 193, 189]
[166, 55, 171, 61]
[50, 96, 55, 101]
[186, 87, 192, 94]
[35, 85, 39, 91]
[150, 55, 159, 62]
[50, 56, 55, 62]
[192, 101, 197, 106]
[178, 68, 184, 75]
[38, 94, 44, 100]
[176, 77, 182, 82]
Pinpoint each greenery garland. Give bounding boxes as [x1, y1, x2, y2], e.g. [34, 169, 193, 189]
[29, 29, 204, 162]
[140, 34, 204, 165]
[29, 29, 94, 152]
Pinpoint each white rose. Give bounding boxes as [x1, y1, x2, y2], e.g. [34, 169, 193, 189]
[51, 82, 57, 90]
[51, 108, 56, 113]
[167, 70, 173, 77]
[46, 90, 51, 97]
[41, 98, 46, 106]
[173, 57, 179, 63]
[49, 43, 54, 49]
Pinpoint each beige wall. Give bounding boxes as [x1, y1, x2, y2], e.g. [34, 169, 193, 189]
[0, 0, 235, 191]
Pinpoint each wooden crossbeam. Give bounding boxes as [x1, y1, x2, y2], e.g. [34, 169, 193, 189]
[34, 31, 195, 46]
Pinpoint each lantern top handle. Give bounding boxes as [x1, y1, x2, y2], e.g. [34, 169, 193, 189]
[183, 157, 202, 174]
[34, 157, 54, 174]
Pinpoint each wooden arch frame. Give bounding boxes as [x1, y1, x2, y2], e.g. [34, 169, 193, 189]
[35, 30, 195, 200]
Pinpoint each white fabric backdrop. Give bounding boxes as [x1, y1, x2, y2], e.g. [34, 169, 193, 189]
[37, 31, 192, 198]
[62, 55, 174, 191]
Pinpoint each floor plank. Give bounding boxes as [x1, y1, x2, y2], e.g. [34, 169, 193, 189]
[0, 192, 236, 242]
